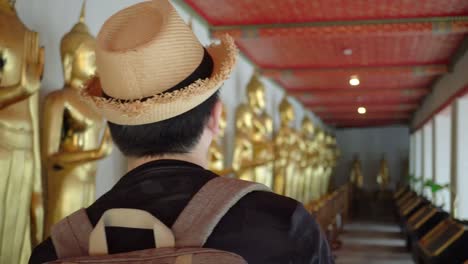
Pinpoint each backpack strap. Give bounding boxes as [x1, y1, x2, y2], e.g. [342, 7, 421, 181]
[51, 208, 93, 259]
[172, 177, 270, 247]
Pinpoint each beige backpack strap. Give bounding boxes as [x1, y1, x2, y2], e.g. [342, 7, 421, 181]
[51, 208, 93, 259]
[172, 177, 270, 247]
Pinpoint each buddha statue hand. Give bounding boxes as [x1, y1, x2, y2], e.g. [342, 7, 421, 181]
[98, 127, 113, 157]
[30, 190, 44, 245]
[21, 31, 44, 94]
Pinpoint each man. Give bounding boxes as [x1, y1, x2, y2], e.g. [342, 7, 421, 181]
[30, 0, 333, 263]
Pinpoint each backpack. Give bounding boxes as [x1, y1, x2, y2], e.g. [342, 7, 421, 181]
[47, 177, 270, 264]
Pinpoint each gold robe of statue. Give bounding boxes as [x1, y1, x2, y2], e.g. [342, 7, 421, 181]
[208, 104, 226, 174]
[274, 97, 299, 197]
[0, 1, 44, 262]
[42, 3, 112, 236]
[232, 105, 254, 181]
[350, 155, 364, 189]
[246, 74, 274, 188]
[300, 117, 315, 204]
[377, 156, 390, 191]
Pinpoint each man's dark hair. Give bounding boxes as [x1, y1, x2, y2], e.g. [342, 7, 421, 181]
[108, 91, 219, 157]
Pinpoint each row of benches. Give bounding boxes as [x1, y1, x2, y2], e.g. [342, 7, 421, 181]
[307, 184, 351, 250]
[394, 186, 468, 263]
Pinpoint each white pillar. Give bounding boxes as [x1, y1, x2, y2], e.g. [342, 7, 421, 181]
[450, 102, 459, 218]
[422, 123, 433, 197]
[421, 127, 426, 195]
[415, 131, 423, 192]
[434, 111, 452, 211]
[409, 134, 415, 179]
[454, 98, 468, 219]
[431, 119, 437, 202]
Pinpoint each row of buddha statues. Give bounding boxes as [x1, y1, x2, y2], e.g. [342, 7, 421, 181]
[350, 156, 390, 190]
[209, 73, 340, 202]
[0, 2, 339, 263]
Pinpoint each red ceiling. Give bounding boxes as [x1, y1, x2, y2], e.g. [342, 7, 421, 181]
[185, 0, 468, 128]
[214, 25, 468, 69]
[186, 0, 468, 26]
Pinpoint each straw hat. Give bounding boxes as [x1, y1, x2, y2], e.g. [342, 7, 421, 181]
[81, 0, 237, 125]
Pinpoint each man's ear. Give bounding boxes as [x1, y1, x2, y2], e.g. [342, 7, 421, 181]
[208, 100, 223, 136]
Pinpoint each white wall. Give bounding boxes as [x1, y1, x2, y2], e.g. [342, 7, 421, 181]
[334, 126, 410, 191]
[15, 0, 324, 197]
[409, 134, 415, 177]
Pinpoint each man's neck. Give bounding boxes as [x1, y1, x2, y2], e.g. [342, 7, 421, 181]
[127, 152, 208, 172]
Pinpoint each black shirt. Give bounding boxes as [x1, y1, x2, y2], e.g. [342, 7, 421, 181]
[30, 160, 334, 264]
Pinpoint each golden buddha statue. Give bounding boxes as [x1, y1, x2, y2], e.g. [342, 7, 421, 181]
[309, 140, 322, 201]
[0, 1, 44, 262]
[42, 2, 112, 237]
[322, 133, 337, 194]
[350, 155, 364, 189]
[274, 96, 299, 197]
[232, 104, 255, 181]
[377, 156, 390, 191]
[300, 116, 316, 203]
[246, 74, 274, 188]
[208, 104, 226, 174]
[314, 129, 328, 197]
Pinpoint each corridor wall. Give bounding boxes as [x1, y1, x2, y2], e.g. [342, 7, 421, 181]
[334, 126, 410, 191]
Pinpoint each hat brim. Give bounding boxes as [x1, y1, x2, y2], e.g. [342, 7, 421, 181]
[80, 35, 238, 125]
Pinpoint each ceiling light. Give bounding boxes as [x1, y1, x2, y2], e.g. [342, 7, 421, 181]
[358, 107, 367, 114]
[343, 48, 353, 56]
[349, 75, 360, 86]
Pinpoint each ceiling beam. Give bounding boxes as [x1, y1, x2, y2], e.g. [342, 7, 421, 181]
[309, 103, 419, 113]
[211, 16, 468, 31]
[304, 97, 422, 106]
[321, 112, 412, 120]
[290, 87, 429, 95]
[261, 64, 448, 78]
[334, 120, 409, 128]
[294, 88, 428, 99]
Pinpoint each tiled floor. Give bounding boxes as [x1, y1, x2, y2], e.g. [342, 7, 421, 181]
[335, 222, 414, 264]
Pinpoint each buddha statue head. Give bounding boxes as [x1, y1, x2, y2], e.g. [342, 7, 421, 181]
[60, 1, 96, 89]
[301, 116, 315, 138]
[246, 73, 266, 114]
[0, 0, 25, 86]
[325, 133, 335, 146]
[316, 129, 326, 142]
[235, 104, 253, 134]
[279, 96, 295, 125]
